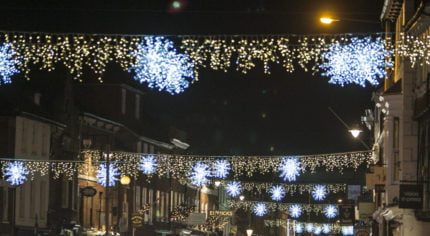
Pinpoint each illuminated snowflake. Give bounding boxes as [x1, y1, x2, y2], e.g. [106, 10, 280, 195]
[289, 204, 302, 218]
[139, 155, 158, 175]
[324, 205, 338, 219]
[322, 224, 331, 234]
[269, 185, 285, 201]
[212, 160, 230, 178]
[295, 223, 304, 234]
[314, 226, 322, 235]
[312, 184, 327, 201]
[131, 36, 195, 94]
[96, 163, 120, 187]
[226, 181, 241, 197]
[319, 37, 392, 87]
[4, 161, 28, 186]
[306, 223, 314, 233]
[0, 42, 20, 84]
[190, 162, 211, 186]
[278, 157, 301, 182]
[253, 202, 267, 217]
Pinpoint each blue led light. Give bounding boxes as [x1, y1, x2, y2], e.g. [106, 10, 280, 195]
[269, 185, 286, 201]
[319, 37, 392, 87]
[190, 162, 211, 186]
[278, 157, 301, 182]
[96, 163, 120, 187]
[4, 161, 28, 186]
[314, 226, 322, 235]
[322, 224, 331, 234]
[226, 181, 242, 197]
[295, 223, 304, 234]
[289, 204, 302, 218]
[324, 205, 338, 219]
[254, 202, 267, 217]
[212, 160, 230, 178]
[131, 36, 194, 94]
[312, 184, 327, 201]
[139, 155, 158, 175]
[306, 223, 314, 233]
[0, 43, 20, 84]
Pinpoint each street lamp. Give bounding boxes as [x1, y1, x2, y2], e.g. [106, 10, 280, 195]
[246, 228, 253, 236]
[319, 16, 379, 25]
[349, 128, 362, 138]
[239, 195, 245, 201]
[120, 176, 131, 186]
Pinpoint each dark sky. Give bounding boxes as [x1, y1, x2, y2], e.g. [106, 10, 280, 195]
[0, 0, 384, 155]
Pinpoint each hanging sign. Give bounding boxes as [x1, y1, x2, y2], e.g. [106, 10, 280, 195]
[80, 186, 97, 197]
[131, 213, 144, 227]
[399, 184, 423, 209]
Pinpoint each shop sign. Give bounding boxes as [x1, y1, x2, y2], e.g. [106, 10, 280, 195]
[80, 186, 97, 197]
[131, 213, 144, 227]
[209, 210, 233, 216]
[399, 184, 423, 209]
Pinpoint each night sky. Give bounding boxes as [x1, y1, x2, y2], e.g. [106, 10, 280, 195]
[0, 0, 384, 155]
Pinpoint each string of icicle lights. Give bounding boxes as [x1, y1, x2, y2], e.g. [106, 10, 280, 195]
[227, 199, 340, 216]
[264, 220, 344, 234]
[0, 150, 373, 186]
[1, 31, 429, 92]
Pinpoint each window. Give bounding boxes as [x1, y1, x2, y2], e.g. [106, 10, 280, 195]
[149, 145, 154, 154]
[121, 88, 126, 114]
[135, 94, 140, 119]
[136, 141, 142, 153]
[135, 186, 141, 211]
[143, 143, 149, 153]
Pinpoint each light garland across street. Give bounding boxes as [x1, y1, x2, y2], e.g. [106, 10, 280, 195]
[0, 31, 429, 90]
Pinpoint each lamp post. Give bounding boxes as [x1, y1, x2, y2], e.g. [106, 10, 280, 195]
[319, 16, 379, 25]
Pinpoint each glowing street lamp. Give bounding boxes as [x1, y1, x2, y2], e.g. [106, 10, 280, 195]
[246, 228, 253, 236]
[349, 128, 362, 138]
[320, 17, 338, 24]
[120, 176, 131, 185]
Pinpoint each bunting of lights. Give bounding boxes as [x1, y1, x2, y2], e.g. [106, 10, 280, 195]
[278, 157, 301, 182]
[269, 185, 286, 201]
[253, 202, 268, 216]
[312, 184, 328, 201]
[189, 162, 211, 186]
[227, 199, 340, 215]
[212, 160, 231, 178]
[324, 205, 338, 218]
[289, 222, 342, 234]
[0, 150, 373, 186]
[3, 161, 28, 186]
[139, 155, 158, 175]
[226, 181, 242, 197]
[289, 204, 302, 218]
[295, 223, 304, 234]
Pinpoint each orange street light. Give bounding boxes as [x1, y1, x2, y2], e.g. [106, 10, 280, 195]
[320, 17, 339, 24]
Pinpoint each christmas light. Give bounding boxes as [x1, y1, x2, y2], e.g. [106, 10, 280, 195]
[212, 160, 230, 178]
[319, 37, 392, 87]
[322, 224, 331, 234]
[96, 163, 120, 187]
[289, 204, 302, 218]
[295, 223, 304, 234]
[324, 205, 338, 219]
[341, 226, 354, 235]
[139, 155, 158, 175]
[254, 202, 267, 216]
[312, 184, 327, 201]
[314, 226, 322, 235]
[278, 157, 301, 182]
[0, 43, 20, 84]
[269, 185, 286, 201]
[131, 36, 194, 94]
[306, 223, 314, 233]
[190, 162, 211, 186]
[4, 161, 28, 186]
[226, 181, 242, 197]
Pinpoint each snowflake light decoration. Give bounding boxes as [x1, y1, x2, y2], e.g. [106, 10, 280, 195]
[131, 36, 195, 95]
[278, 157, 301, 182]
[139, 155, 158, 175]
[190, 162, 211, 186]
[289, 204, 302, 218]
[322, 224, 331, 234]
[96, 163, 120, 187]
[295, 223, 304, 234]
[212, 160, 231, 178]
[324, 205, 338, 219]
[319, 37, 392, 87]
[226, 181, 242, 197]
[312, 184, 327, 201]
[4, 161, 28, 186]
[0, 43, 20, 84]
[306, 223, 314, 233]
[314, 226, 322, 235]
[269, 185, 286, 201]
[253, 202, 267, 217]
